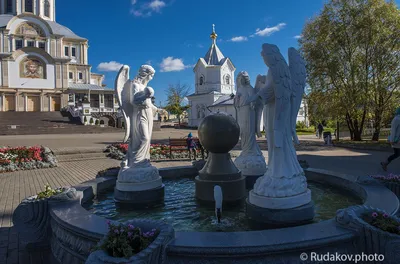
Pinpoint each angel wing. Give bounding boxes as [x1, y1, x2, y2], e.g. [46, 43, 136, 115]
[115, 65, 131, 143]
[288, 48, 306, 145]
[254, 75, 266, 137]
[261, 43, 292, 148]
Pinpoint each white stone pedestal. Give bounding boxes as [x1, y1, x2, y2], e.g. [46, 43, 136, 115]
[114, 165, 164, 208]
[248, 189, 311, 209]
[234, 154, 267, 189]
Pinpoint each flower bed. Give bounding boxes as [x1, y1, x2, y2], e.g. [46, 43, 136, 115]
[105, 143, 190, 161]
[361, 211, 400, 235]
[371, 174, 400, 183]
[371, 174, 400, 198]
[87, 219, 174, 264]
[0, 146, 58, 173]
[94, 221, 159, 259]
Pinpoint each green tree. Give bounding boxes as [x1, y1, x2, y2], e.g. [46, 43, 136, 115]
[164, 82, 190, 127]
[300, 0, 400, 141]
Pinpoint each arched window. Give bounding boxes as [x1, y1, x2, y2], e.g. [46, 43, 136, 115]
[6, 0, 13, 13]
[44, 0, 50, 17]
[225, 75, 230, 85]
[25, 0, 33, 13]
[199, 76, 204, 85]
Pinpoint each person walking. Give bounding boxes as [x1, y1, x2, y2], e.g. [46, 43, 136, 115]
[186, 133, 197, 160]
[317, 123, 324, 139]
[381, 108, 400, 171]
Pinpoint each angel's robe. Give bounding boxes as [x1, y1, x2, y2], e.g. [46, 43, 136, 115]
[234, 84, 263, 156]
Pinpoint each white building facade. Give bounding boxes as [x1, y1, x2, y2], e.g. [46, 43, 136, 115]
[0, 0, 118, 112]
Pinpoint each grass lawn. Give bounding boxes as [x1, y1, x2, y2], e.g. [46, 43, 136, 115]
[333, 139, 391, 148]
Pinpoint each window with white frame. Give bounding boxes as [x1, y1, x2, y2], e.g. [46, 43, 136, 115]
[27, 40, 35, 47]
[71, 47, 76, 57]
[44, 0, 50, 17]
[64, 46, 69, 57]
[6, 0, 13, 13]
[15, 39, 23, 50]
[25, 0, 33, 13]
[38, 42, 46, 50]
[69, 72, 73, 80]
[78, 72, 83, 80]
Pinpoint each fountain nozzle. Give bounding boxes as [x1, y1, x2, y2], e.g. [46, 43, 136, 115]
[216, 208, 221, 223]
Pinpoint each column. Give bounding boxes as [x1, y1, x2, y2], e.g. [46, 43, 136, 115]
[40, 93, 43, 111]
[9, 35, 13, 52]
[47, 38, 51, 54]
[24, 93, 27, 112]
[0, 93, 3, 112]
[48, 95, 51, 111]
[15, 92, 18, 112]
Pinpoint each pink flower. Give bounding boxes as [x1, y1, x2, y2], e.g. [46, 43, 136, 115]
[106, 220, 111, 225]
[372, 212, 378, 218]
[114, 229, 119, 234]
[128, 232, 133, 237]
[128, 224, 134, 230]
[383, 213, 389, 218]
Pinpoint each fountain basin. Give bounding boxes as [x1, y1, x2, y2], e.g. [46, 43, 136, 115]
[47, 167, 399, 264]
[84, 178, 361, 232]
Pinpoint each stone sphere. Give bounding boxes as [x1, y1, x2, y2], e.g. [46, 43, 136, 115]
[198, 112, 240, 153]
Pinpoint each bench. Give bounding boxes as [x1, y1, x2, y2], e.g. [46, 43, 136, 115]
[168, 137, 207, 159]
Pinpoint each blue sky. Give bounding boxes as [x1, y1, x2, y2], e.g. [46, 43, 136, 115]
[56, 0, 329, 105]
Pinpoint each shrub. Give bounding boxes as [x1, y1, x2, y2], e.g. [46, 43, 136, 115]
[36, 184, 63, 200]
[95, 120, 100, 125]
[84, 116, 87, 123]
[90, 118, 94, 124]
[296, 121, 307, 129]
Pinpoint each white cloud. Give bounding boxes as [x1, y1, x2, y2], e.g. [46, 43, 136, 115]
[294, 35, 303, 39]
[197, 44, 204, 48]
[148, 0, 166, 11]
[229, 36, 248, 42]
[145, 60, 152, 65]
[159, 57, 191, 72]
[97, 61, 123, 72]
[254, 23, 286, 37]
[131, 0, 168, 17]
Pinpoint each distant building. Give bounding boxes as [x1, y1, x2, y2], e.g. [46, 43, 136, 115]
[187, 25, 309, 130]
[0, 0, 117, 114]
[187, 25, 236, 127]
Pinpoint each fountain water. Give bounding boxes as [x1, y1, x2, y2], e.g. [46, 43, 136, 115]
[214, 185, 223, 223]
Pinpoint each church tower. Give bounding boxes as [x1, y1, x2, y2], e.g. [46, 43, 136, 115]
[188, 25, 236, 127]
[193, 24, 236, 95]
[0, 0, 56, 21]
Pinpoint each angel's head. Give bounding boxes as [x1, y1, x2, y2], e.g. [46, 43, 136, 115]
[134, 64, 155, 85]
[255, 74, 266, 86]
[261, 43, 279, 67]
[236, 71, 251, 87]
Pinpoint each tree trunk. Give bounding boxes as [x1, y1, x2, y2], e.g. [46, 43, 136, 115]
[372, 111, 382, 141]
[178, 115, 181, 127]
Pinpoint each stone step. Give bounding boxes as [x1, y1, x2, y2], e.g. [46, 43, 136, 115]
[56, 152, 107, 162]
[53, 147, 106, 155]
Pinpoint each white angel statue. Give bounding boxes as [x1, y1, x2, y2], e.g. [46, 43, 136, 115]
[115, 65, 160, 183]
[233, 72, 267, 176]
[252, 44, 307, 198]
